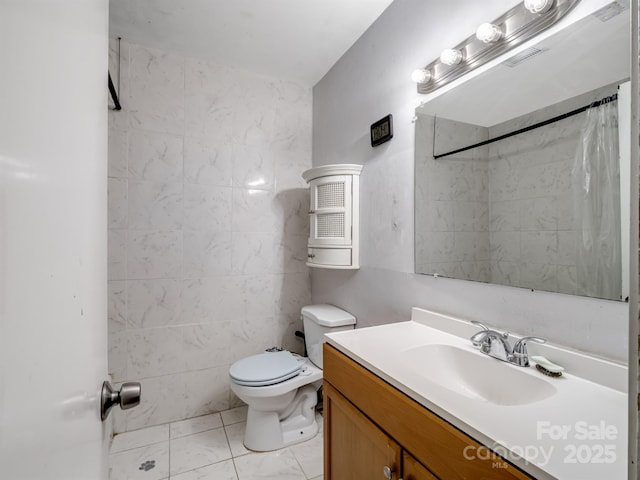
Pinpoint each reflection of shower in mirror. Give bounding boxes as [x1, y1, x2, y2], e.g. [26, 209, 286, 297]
[414, 7, 631, 302]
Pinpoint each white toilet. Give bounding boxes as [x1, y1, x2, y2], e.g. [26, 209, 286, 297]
[229, 304, 356, 451]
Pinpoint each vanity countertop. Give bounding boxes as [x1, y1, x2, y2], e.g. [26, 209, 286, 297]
[324, 307, 627, 480]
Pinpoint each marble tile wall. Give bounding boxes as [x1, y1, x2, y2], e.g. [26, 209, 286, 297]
[107, 40, 312, 433]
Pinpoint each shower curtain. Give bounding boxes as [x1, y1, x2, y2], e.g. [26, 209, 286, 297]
[572, 97, 621, 300]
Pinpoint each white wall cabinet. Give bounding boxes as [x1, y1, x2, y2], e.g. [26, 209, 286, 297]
[302, 164, 362, 269]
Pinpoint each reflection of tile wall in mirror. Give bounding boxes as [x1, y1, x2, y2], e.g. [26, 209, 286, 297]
[487, 84, 618, 297]
[415, 80, 624, 300]
[416, 115, 490, 282]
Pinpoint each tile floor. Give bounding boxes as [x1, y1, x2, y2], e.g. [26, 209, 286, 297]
[109, 406, 323, 480]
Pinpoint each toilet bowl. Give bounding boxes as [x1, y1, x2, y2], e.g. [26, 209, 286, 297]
[228, 304, 356, 451]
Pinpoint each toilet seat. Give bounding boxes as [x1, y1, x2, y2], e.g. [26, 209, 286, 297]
[229, 351, 303, 387]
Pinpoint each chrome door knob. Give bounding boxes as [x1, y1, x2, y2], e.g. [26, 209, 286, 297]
[101, 381, 141, 421]
[119, 382, 142, 409]
[383, 465, 394, 479]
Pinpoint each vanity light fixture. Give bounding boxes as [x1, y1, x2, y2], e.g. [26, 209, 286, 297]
[524, 0, 555, 14]
[440, 48, 463, 66]
[411, 68, 432, 84]
[475, 22, 503, 43]
[412, 0, 580, 94]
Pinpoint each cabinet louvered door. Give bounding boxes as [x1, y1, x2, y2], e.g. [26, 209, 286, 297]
[309, 175, 352, 246]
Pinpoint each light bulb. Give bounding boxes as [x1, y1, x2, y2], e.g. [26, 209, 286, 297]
[411, 68, 432, 84]
[524, 0, 554, 14]
[476, 23, 503, 43]
[440, 48, 463, 66]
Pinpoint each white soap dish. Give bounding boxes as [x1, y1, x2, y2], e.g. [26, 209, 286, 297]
[531, 355, 564, 378]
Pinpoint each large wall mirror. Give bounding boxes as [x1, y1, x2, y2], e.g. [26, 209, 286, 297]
[414, 2, 630, 301]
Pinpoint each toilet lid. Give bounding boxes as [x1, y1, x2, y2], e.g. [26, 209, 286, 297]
[229, 351, 303, 387]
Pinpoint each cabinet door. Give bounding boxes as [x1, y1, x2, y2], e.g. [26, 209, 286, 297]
[309, 175, 352, 246]
[403, 451, 439, 480]
[324, 382, 401, 480]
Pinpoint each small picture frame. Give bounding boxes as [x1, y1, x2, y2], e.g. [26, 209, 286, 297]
[370, 114, 393, 147]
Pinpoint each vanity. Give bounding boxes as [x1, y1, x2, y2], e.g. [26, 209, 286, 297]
[323, 308, 627, 479]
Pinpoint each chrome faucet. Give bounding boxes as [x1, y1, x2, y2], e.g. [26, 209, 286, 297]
[470, 321, 545, 367]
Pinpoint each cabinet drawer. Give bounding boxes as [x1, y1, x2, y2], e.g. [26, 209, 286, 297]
[307, 247, 351, 267]
[323, 344, 533, 480]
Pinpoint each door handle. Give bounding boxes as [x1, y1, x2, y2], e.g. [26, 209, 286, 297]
[101, 381, 141, 421]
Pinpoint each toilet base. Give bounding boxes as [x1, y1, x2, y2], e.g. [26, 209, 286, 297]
[243, 384, 319, 451]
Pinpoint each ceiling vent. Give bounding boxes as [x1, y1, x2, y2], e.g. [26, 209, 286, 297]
[592, 1, 628, 22]
[502, 47, 545, 68]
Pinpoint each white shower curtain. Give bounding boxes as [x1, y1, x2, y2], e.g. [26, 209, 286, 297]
[572, 97, 621, 300]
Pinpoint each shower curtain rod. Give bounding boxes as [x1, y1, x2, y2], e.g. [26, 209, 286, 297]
[433, 93, 618, 160]
[108, 72, 121, 111]
[108, 38, 122, 111]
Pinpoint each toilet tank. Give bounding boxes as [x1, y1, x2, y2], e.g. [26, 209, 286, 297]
[301, 304, 356, 369]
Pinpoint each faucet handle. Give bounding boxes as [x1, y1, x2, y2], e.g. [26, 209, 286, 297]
[512, 337, 546, 366]
[472, 321, 509, 337]
[471, 320, 489, 331]
[470, 321, 510, 347]
[514, 336, 546, 351]
[470, 321, 489, 347]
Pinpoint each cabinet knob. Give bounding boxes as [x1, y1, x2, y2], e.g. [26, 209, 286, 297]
[383, 465, 395, 479]
[308, 209, 316, 214]
[307, 253, 316, 259]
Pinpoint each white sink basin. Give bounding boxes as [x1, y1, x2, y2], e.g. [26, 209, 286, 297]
[399, 344, 557, 406]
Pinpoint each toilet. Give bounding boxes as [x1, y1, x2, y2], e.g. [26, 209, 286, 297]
[229, 304, 356, 451]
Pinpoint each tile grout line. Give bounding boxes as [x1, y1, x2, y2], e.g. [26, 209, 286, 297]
[169, 422, 232, 478]
[290, 446, 309, 480]
[167, 425, 171, 479]
[222, 424, 242, 480]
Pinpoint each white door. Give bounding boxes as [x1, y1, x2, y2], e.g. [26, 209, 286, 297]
[0, 1, 109, 479]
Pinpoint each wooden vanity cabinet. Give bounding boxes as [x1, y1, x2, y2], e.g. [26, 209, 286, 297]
[323, 344, 533, 480]
[324, 382, 401, 479]
[403, 451, 439, 480]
